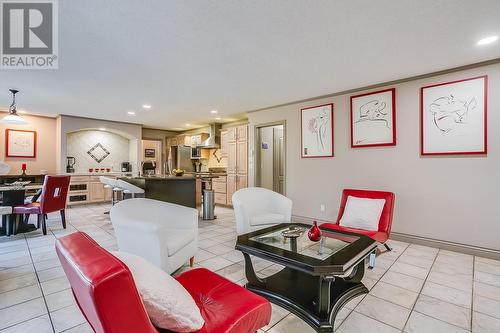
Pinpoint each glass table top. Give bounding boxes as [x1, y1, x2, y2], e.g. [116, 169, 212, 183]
[249, 225, 360, 261]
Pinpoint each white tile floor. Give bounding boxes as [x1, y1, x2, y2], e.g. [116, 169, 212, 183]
[1, 203, 500, 332]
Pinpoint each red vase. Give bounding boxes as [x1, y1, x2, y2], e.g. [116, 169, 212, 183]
[308, 221, 321, 242]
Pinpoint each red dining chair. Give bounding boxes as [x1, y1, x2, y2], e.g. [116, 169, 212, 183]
[55, 232, 272, 333]
[320, 189, 395, 268]
[14, 175, 70, 235]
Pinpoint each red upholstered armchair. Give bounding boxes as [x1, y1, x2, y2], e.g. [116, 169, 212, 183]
[320, 189, 395, 266]
[55, 232, 271, 333]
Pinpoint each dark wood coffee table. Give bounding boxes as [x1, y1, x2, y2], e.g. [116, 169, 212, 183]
[236, 223, 377, 333]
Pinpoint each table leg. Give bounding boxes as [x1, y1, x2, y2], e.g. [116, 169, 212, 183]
[243, 253, 266, 287]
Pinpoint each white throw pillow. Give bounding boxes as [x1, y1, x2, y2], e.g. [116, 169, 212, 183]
[339, 196, 386, 231]
[112, 251, 204, 332]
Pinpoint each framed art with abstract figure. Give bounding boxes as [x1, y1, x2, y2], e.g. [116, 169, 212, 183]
[5, 129, 37, 158]
[301, 103, 334, 158]
[350, 88, 396, 148]
[421, 75, 487, 155]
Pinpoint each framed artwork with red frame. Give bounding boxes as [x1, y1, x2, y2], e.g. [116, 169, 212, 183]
[420, 75, 487, 156]
[300, 103, 334, 158]
[350, 88, 396, 148]
[5, 129, 37, 158]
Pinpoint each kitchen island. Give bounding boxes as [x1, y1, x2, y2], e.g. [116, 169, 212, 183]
[119, 175, 196, 208]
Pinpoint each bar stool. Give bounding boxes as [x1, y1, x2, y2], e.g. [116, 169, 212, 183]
[115, 179, 145, 199]
[99, 176, 124, 215]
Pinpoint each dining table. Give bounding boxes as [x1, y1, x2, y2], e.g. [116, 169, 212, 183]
[0, 184, 43, 236]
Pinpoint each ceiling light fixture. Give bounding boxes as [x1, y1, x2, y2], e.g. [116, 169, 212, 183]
[210, 110, 218, 114]
[1, 89, 27, 125]
[99, 127, 106, 131]
[185, 123, 191, 126]
[142, 104, 152, 109]
[477, 35, 498, 46]
[127, 111, 136, 115]
[215, 117, 221, 120]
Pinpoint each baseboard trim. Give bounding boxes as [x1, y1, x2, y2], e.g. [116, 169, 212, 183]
[390, 232, 500, 261]
[293, 215, 500, 261]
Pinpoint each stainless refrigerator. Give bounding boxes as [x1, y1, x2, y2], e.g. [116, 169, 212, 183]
[168, 145, 194, 173]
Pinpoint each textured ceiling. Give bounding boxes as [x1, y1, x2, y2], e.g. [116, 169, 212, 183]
[1, 0, 500, 130]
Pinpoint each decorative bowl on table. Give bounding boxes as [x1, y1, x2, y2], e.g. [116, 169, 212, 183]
[172, 169, 184, 176]
[281, 226, 306, 239]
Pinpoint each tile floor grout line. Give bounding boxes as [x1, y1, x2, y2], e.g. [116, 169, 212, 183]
[0, 313, 50, 332]
[24, 233, 57, 333]
[338, 241, 409, 331]
[400, 248, 456, 332]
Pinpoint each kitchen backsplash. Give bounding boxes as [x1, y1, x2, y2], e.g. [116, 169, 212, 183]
[67, 130, 130, 172]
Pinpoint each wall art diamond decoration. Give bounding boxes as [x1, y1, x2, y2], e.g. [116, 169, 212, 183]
[87, 143, 110, 163]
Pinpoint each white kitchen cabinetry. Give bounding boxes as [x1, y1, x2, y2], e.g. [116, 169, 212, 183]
[226, 124, 248, 206]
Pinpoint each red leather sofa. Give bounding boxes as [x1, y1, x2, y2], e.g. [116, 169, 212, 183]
[320, 189, 395, 250]
[55, 232, 271, 333]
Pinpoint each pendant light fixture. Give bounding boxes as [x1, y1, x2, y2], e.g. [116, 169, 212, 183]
[2, 89, 27, 125]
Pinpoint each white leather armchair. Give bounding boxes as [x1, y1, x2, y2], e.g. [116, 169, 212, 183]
[110, 198, 198, 274]
[232, 187, 293, 235]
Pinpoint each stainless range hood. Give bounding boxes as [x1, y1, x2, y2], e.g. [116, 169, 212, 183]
[199, 123, 222, 148]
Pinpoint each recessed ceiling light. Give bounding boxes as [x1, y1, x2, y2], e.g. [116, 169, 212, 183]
[127, 111, 136, 115]
[477, 35, 498, 46]
[185, 123, 191, 126]
[142, 104, 152, 109]
[99, 127, 106, 131]
[215, 117, 221, 120]
[210, 110, 218, 114]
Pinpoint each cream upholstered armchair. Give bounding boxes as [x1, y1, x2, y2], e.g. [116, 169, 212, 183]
[110, 198, 198, 274]
[232, 187, 293, 235]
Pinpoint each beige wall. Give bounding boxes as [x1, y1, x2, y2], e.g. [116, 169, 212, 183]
[248, 62, 500, 251]
[0, 113, 57, 175]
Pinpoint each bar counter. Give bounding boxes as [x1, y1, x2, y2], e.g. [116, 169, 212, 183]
[119, 175, 196, 208]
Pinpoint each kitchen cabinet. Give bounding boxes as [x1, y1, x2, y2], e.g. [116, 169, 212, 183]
[236, 141, 247, 174]
[226, 174, 236, 205]
[213, 176, 227, 205]
[220, 130, 228, 156]
[89, 181, 105, 202]
[226, 127, 237, 143]
[67, 175, 114, 206]
[226, 124, 248, 206]
[237, 125, 247, 141]
[227, 141, 237, 174]
[188, 134, 209, 147]
[212, 176, 227, 205]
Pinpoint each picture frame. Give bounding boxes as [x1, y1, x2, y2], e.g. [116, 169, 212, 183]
[420, 75, 487, 155]
[5, 129, 37, 158]
[144, 148, 156, 158]
[350, 88, 396, 148]
[300, 103, 334, 158]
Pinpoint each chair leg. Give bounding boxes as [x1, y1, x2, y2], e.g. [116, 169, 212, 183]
[189, 256, 194, 267]
[23, 214, 30, 225]
[384, 243, 392, 252]
[368, 249, 376, 269]
[39, 214, 47, 235]
[36, 214, 41, 229]
[60, 210, 66, 229]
